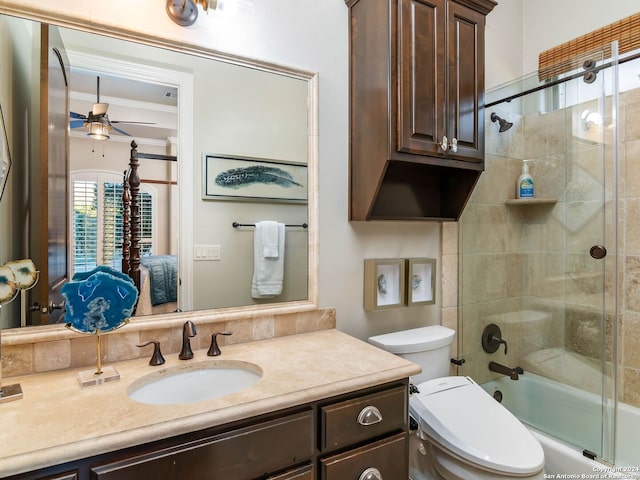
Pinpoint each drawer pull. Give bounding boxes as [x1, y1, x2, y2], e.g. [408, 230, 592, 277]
[357, 406, 383, 426]
[359, 467, 383, 480]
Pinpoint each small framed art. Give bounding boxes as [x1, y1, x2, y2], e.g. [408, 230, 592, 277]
[364, 258, 405, 311]
[406, 258, 436, 306]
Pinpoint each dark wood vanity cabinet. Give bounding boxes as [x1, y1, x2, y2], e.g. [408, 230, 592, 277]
[8, 380, 408, 480]
[346, 0, 496, 221]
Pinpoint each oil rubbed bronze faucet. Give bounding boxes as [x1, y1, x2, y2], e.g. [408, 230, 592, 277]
[179, 320, 197, 360]
[489, 361, 523, 380]
[207, 331, 233, 357]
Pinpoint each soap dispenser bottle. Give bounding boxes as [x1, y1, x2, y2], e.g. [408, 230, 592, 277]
[517, 160, 534, 199]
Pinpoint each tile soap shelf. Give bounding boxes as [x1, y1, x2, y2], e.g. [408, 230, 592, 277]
[505, 198, 557, 206]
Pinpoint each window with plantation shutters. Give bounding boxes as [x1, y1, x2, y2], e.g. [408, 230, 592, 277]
[71, 171, 155, 276]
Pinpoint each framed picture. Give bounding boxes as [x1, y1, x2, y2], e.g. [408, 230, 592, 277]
[406, 258, 436, 306]
[364, 259, 405, 311]
[0, 102, 11, 202]
[202, 153, 307, 203]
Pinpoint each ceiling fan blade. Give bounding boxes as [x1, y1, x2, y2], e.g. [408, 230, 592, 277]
[111, 126, 133, 136]
[70, 111, 87, 120]
[110, 120, 157, 125]
[70, 120, 85, 129]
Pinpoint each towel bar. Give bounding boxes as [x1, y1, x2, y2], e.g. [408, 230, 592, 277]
[232, 222, 308, 228]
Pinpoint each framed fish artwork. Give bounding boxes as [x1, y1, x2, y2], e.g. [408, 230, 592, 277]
[202, 153, 308, 203]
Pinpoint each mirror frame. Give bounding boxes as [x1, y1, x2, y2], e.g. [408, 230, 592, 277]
[0, 3, 319, 343]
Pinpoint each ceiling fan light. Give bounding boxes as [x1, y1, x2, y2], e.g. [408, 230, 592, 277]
[87, 121, 110, 140]
[92, 102, 109, 116]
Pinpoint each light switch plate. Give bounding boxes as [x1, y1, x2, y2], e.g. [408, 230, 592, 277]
[194, 244, 221, 261]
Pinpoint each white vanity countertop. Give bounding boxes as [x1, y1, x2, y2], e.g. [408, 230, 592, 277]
[0, 329, 420, 477]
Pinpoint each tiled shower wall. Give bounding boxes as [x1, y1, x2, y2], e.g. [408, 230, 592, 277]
[443, 89, 640, 408]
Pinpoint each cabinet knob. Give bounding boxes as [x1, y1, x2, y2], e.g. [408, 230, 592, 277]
[450, 137, 458, 153]
[357, 405, 383, 426]
[359, 467, 383, 480]
[440, 136, 448, 152]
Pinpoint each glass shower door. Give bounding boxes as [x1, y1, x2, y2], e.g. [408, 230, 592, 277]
[458, 45, 618, 463]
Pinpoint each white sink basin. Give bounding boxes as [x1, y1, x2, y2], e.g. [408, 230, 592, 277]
[127, 360, 262, 405]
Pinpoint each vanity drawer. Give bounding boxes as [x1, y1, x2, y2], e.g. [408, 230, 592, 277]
[267, 463, 314, 479]
[320, 385, 407, 451]
[91, 410, 314, 480]
[319, 433, 407, 480]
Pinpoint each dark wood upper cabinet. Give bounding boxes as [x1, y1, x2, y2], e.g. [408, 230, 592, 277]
[346, 0, 496, 221]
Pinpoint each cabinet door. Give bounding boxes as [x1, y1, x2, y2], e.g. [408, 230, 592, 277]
[446, 0, 485, 162]
[398, 0, 446, 156]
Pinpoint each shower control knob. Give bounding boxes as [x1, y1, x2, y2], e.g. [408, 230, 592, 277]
[589, 245, 607, 259]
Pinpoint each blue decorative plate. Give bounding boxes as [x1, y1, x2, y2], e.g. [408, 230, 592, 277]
[62, 269, 138, 334]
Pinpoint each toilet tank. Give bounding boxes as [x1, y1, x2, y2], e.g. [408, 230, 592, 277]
[368, 326, 455, 385]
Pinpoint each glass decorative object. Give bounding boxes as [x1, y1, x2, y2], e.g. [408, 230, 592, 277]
[62, 266, 139, 386]
[0, 259, 39, 403]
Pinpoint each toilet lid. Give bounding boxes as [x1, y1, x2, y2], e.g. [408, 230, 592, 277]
[410, 376, 544, 475]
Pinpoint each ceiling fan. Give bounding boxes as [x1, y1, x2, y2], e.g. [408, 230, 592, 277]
[69, 76, 155, 140]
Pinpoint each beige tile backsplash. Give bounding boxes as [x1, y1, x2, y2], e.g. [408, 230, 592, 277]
[2, 308, 336, 378]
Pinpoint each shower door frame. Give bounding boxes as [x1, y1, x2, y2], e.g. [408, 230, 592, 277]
[457, 43, 620, 464]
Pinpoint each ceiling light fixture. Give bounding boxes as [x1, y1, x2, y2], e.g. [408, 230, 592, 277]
[87, 119, 110, 141]
[166, 0, 218, 26]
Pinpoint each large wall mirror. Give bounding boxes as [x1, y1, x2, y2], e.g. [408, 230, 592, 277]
[0, 7, 318, 331]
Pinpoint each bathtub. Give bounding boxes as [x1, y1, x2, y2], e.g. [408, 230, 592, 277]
[482, 372, 640, 477]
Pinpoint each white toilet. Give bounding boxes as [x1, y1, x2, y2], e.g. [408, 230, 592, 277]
[368, 325, 545, 480]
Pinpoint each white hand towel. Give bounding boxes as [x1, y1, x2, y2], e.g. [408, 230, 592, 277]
[260, 221, 280, 258]
[251, 222, 285, 298]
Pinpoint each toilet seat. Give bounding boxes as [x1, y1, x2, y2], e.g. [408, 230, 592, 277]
[410, 376, 544, 476]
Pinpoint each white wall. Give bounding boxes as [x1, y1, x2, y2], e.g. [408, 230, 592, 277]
[485, 0, 524, 90]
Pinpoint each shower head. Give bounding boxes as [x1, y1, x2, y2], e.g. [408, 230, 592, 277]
[490, 112, 513, 133]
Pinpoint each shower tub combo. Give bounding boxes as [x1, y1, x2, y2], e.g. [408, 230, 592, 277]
[482, 372, 640, 477]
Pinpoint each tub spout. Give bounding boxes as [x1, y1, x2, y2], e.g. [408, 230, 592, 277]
[489, 361, 522, 380]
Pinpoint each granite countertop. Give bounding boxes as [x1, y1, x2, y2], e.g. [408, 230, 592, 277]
[0, 329, 420, 477]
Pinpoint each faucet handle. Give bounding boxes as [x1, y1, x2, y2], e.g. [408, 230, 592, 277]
[481, 323, 508, 355]
[207, 331, 233, 357]
[137, 341, 166, 366]
[491, 335, 508, 355]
